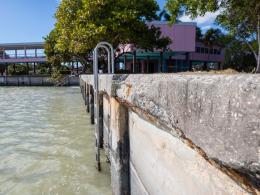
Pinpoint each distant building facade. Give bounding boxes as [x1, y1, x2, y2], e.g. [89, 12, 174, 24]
[0, 42, 80, 75]
[0, 42, 47, 75]
[116, 21, 225, 73]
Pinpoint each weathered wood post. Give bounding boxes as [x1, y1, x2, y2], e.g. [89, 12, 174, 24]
[86, 84, 90, 113]
[99, 93, 104, 149]
[90, 86, 95, 125]
[103, 95, 111, 161]
[84, 82, 87, 104]
[80, 79, 84, 97]
[109, 98, 130, 195]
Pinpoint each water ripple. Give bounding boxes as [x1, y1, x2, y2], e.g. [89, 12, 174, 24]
[0, 87, 111, 195]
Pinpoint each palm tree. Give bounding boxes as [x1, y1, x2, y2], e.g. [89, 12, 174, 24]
[158, 9, 171, 21]
[203, 28, 224, 70]
[196, 27, 203, 41]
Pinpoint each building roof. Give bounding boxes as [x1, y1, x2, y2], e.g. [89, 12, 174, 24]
[0, 42, 44, 50]
[147, 21, 197, 26]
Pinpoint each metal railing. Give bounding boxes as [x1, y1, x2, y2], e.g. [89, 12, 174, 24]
[93, 42, 114, 171]
[0, 53, 46, 59]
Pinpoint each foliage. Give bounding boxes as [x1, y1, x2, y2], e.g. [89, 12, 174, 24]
[51, 66, 71, 83]
[196, 27, 203, 41]
[45, 0, 171, 74]
[203, 28, 224, 48]
[44, 29, 72, 80]
[158, 9, 171, 21]
[36, 63, 51, 75]
[8, 64, 27, 75]
[224, 39, 256, 72]
[216, 0, 260, 72]
[194, 26, 256, 72]
[166, 0, 260, 73]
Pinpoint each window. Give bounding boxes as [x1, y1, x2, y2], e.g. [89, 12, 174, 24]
[196, 47, 200, 53]
[119, 62, 125, 70]
[201, 47, 205, 53]
[210, 49, 213, 54]
[205, 48, 209, 54]
[214, 49, 218, 54]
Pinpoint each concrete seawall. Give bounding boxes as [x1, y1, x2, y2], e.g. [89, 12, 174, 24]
[0, 76, 79, 86]
[80, 74, 260, 195]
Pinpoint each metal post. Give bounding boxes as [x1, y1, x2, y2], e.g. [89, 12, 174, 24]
[160, 51, 163, 72]
[124, 55, 127, 70]
[146, 55, 150, 73]
[5, 63, 8, 76]
[33, 62, 36, 74]
[93, 47, 101, 171]
[76, 62, 79, 75]
[26, 62, 29, 75]
[133, 51, 136, 73]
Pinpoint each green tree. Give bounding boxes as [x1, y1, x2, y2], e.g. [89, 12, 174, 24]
[44, 29, 72, 80]
[196, 27, 203, 41]
[203, 28, 224, 48]
[8, 64, 27, 75]
[45, 0, 171, 73]
[166, 0, 260, 73]
[224, 39, 256, 72]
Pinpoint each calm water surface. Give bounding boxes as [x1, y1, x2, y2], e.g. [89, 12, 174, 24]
[0, 87, 111, 195]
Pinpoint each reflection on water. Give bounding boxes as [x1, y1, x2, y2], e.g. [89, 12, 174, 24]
[0, 87, 111, 195]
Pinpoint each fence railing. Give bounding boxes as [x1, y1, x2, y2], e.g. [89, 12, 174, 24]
[0, 54, 46, 59]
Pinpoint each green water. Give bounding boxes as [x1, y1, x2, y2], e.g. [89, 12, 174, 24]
[0, 87, 111, 195]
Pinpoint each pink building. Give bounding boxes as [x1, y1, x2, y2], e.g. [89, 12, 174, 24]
[116, 21, 225, 73]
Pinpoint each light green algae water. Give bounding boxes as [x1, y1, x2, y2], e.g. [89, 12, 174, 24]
[0, 87, 111, 195]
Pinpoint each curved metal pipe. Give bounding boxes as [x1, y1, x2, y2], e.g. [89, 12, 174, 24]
[96, 42, 114, 73]
[96, 45, 111, 73]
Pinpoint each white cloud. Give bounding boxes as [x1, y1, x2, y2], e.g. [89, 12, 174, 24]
[179, 10, 221, 30]
[200, 25, 212, 31]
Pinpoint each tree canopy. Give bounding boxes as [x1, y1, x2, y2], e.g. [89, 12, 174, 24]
[45, 0, 171, 73]
[166, 0, 260, 73]
[203, 28, 225, 48]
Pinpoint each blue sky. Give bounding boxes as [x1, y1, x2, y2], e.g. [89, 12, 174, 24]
[0, 0, 58, 43]
[0, 0, 216, 43]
